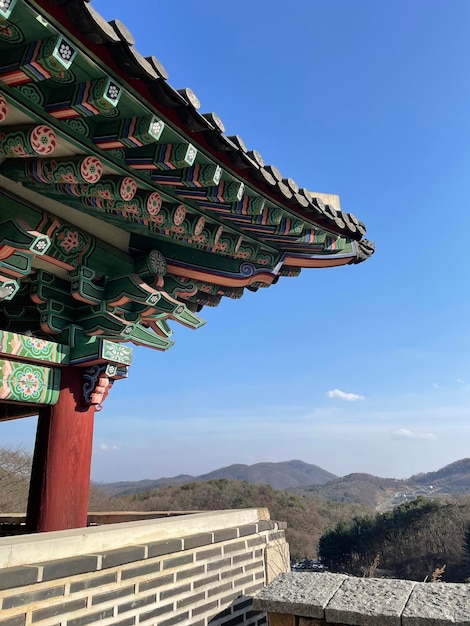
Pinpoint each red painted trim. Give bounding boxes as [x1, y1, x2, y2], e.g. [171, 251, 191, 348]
[166, 262, 275, 288]
[284, 255, 354, 268]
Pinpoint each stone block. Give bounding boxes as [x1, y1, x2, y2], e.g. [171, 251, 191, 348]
[176, 564, 205, 580]
[192, 600, 218, 617]
[3, 585, 64, 609]
[257, 521, 276, 532]
[113, 619, 135, 626]
[208, 582, 232, 598]
[0, 566, 38, 591]
[41, 556, 98, 581]
[139, 603, 173, 622]
[245, 561, 263, 572]
[223, 541, 247, 554]
[117, 593, 156, 614]
[233, 552, 252, 565]
[247, 537, 266, 548]
[183, 533, 213, 549]
[147, 538, 183, 558]
[325, 576, 415, 626]
[70, 572, 116, 593]
[243, 581, 264, 597]
[194, 573, 219, 589]
[100, 546, 146, 569]
[214, 528, 238, 543]
[162, 553, 193, 570]
[67, 608, 114, 626]
[238, 524, 258, 537]
[0, 616, 26, 626]
[160, 583, 191, 600]
[254, 572, 347, 619]
[196, 547, 223, 561]
[158, 611, 189, 626]
[234, 573, 254, 588]
[32, 598, 86, 622]
[207, 557, 231, 572]
[120, 560, 161, 580]
[139, 573, 174, 592]
[222, 567, 243, 579]
[402, 582, 470, 626]
[91, 585, 134, 606]
[176, 590, 205, 608]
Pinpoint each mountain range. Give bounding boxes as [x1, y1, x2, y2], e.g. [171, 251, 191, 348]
[101, 458, 470, 508]
[101, 460, 336, 496]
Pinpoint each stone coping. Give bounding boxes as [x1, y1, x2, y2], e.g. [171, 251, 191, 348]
[253, 572, 470, 626]
[0, 508, 269, 568]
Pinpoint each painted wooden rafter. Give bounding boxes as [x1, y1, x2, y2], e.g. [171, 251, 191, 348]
[0, 0, 373, 369]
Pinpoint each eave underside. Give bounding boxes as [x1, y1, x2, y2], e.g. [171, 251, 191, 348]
[0, 0, 374, 354]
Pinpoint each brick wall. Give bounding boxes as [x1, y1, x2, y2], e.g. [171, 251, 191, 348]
[0, 510, 290, 626]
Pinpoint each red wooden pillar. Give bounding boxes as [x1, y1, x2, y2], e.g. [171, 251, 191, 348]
[27, 366, 96, 532]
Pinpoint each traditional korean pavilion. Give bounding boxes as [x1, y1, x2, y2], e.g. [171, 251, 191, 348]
[0, 0, 374, 533]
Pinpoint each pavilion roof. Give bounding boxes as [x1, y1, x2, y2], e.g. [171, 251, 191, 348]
[0, 0, 374, 354]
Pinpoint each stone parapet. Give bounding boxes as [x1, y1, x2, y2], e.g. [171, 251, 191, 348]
[253, 572, 470, 626]
[0, 509, 290, 626]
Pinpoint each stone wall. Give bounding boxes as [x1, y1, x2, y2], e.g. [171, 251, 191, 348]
[0, 509, 290, 626]
[253, 572, 470, 626]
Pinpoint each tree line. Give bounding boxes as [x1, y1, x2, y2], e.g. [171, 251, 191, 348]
[318, 495, 470, 582]
[4, 445, 470, 579]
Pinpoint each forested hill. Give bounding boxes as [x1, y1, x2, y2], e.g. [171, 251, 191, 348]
[296, 473, 406, 507]
[127, 479, 368, 560]
[297, 459, 470, 508]
[101, 460, 337, 496]
[410, 458, 470, 492]
[198, 460, 336, 489]
[100, 458, 470, 507]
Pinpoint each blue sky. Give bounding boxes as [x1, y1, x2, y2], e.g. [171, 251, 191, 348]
[5, 0, 470, 482]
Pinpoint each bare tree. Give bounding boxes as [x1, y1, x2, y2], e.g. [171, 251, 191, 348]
[0, 445, 32, 513]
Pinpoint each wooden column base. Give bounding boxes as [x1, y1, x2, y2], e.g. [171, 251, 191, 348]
[27, 367, 95, 532]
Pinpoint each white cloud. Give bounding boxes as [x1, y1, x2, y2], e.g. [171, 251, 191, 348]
[392, 428, 437, 441]
[99, 443, 120, 451]
[432, 383, 439, 389]
[457, 379, 465, 384]
[327, 389, 365, 402]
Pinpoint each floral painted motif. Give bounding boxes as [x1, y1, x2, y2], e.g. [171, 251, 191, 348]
[0, 358, 60, 405]
[0, 16, 24, 44]
[146, 192, 162, 218]
[51, 224, 90, 267]
[193, 216, 205, 236]
[7, 142, 27, 157]
[26, 337, 51, 355]
[56, 228, 80, 252]
[0, 125, 55, 157]
[173, 205, 186, 227]
[120, 177, 137, 201]
[14, 368, 40, 398]
[214, 226, 223, 244]
[29, 125, 56, 155]
[101, 341, 132, 365]
[148, 250, 167, 276]
[80, 156, 102, 183]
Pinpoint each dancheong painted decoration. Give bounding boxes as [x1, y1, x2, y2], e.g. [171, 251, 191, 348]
[0, 0, 374, 532]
